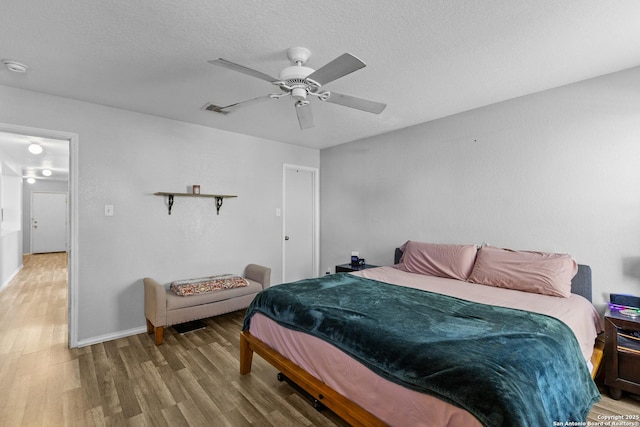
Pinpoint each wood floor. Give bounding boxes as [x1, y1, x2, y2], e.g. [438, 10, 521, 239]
[0, 253, 348, 427]
[1, 253, 638, 426]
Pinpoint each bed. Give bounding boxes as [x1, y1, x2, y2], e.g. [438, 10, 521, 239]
[240, 242, 603, 426]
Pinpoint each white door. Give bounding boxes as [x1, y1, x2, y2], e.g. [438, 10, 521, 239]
[31, 192, 67, 253]
[283, 165, 318, 283]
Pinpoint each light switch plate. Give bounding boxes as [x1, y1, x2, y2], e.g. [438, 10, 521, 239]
[104, 204, 114, 216]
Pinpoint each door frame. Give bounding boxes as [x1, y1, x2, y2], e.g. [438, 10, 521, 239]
[0, 122, 79, 347]
[282, 163, 319, 283]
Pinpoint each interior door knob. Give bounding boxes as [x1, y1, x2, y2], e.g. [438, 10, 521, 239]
[284, 235, 290, 240]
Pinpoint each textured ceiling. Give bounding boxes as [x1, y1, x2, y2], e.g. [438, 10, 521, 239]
[1, 1, 640, 150]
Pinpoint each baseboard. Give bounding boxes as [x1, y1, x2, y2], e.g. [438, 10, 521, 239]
[0, 264, 24, 291]
[75, 325, 147, 348]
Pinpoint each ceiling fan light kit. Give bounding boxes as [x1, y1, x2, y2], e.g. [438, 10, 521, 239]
[204, 47, 386, 130]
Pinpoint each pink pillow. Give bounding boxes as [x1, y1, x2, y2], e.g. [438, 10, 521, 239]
[395, 241, 478, 281]
[467, 246, 578, 298]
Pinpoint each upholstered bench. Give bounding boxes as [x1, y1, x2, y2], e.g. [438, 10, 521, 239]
[143, 264, 270, 345]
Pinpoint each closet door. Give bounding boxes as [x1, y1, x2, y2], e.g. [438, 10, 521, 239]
[283, 164, 318, 283]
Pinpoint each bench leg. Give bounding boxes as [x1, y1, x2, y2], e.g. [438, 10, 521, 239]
[146, 318, 164, 345]
[154, 326, 164, 345]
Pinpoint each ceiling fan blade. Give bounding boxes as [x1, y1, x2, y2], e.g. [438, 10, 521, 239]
[208, 58, 279, 83]
[202, 95, 273, 114]
[306, 53, 366, 86]
[295, 102, 314, 130]
[324, 91, 387, 114]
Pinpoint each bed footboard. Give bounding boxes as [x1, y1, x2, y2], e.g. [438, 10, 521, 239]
[239, 330, 386, 427]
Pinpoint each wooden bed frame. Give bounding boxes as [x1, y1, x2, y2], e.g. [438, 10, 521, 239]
[240, 330, 385, 426]
[239, 251, 601, 426]
[240, 331, 602, 426]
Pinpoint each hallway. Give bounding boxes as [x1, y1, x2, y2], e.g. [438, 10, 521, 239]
[0, 253, 75, 425]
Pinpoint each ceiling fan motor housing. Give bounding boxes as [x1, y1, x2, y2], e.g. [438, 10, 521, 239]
[279, 65, 317, 99]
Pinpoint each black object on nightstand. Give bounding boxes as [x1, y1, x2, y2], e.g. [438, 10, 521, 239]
[604, 308, 640, 400]
[335, 263, 379, 273]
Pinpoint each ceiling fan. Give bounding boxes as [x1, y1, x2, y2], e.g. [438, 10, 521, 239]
[203, 47, 386, 130]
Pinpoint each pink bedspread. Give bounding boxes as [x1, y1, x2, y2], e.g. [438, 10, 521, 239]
[248, 267, 603, 427]
[357, 266, 603, 362]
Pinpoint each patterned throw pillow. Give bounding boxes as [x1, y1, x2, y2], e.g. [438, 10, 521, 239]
[170, 274, 248, 296]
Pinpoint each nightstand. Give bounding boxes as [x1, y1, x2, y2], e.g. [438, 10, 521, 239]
[604, 308, 640, 399]
[335, 263, 379, 273]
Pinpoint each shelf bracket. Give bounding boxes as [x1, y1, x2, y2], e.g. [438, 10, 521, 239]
[167, 194, 174, 215]
[215, 197, 223, 215]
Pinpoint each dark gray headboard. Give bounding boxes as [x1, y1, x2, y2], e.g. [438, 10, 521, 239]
[394, 248, 592, 302]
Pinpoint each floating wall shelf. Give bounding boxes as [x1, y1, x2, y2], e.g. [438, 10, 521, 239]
[154, 192, 237, 215]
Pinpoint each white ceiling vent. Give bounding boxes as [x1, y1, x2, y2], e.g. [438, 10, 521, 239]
[202, 103, 230, 115]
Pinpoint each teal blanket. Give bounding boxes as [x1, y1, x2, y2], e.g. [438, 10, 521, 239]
[243, 273, 600, 426]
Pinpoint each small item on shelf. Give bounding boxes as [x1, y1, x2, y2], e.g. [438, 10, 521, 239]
[610, 293, 640, 310]
[351, 251, 360, 266]
[193, 185, 200, 194]
[620, 309, 640, 318]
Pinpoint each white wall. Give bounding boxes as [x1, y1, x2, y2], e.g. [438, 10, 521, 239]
[1, 163, 22, 234]
[320, 66, 640, 313]
[0, 84, 319, 344]
[0, 158, 23, 289]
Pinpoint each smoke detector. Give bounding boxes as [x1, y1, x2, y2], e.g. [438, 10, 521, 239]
[3, 59, 29, 73]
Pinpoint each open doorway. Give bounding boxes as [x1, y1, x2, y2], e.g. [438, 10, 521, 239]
[0, 123, 78, 347]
